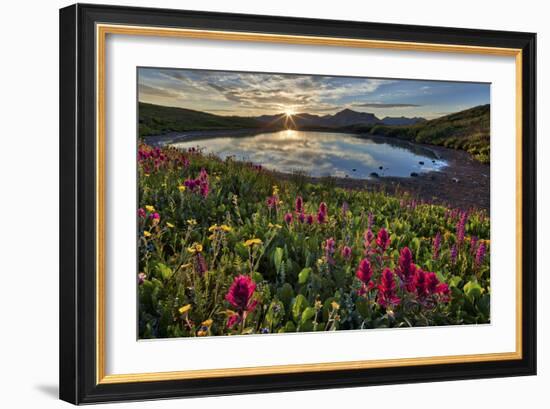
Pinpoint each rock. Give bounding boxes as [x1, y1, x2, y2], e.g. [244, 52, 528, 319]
[378, 166, 383, 170]
[419, 161, 424, 165]
[410, 172, 419, 177]
[452, 177, 460, 183]
[369, 172, 379, 178]
[352, 168, 356, 172]
[432, 160, 436, 163]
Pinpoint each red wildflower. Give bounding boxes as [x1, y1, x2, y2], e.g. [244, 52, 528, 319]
[225, 275, 257, 313]
[356, 258, 373, 284]
[341, 245, 352, 260]
[376, 228, 391, 252]
[284, 212, 293, 224]
[397, 247, 416, 291]
[377, 268, 400, 308]
[295, 196, 304, 213]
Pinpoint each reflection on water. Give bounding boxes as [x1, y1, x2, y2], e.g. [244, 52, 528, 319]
[171, 130, 447, 179]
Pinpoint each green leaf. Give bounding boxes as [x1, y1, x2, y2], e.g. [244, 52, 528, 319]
[464, 280, 483, 299]
[274, 247, 284, 271]
[355, 298, 369, 318]
[292, 294, 308, 322]
[156, 263, 173, 280]
[298, 267, 312, 284]
[252, 271, 264, 283]
[301, 307, 316, 324]
[277, 283, 294, 311]
[265, 301, 284, 327]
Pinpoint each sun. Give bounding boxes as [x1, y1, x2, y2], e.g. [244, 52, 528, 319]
[284, 107, 295, 117]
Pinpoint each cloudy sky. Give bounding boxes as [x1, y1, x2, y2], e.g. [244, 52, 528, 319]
[138, 67, 490, 119]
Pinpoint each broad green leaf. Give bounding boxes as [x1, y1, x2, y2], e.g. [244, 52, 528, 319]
[156, 263, 173, 280]
[298, 267, 312, 284]
[274, 247, 284, 271]
[301, 307, 316, 324]
[292, 294, 308, 322]
[464, 280, 483, 299]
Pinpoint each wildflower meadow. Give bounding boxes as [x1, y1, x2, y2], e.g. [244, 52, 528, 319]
[138, 143, 490, 338]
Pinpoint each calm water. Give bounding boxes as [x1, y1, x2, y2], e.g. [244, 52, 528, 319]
[171, 130, 447, 179]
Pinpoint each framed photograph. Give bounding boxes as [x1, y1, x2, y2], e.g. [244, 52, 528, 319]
[59, 3, 536, 404]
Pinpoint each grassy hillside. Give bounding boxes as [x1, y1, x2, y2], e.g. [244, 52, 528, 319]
[139, 102, 262, 137]
[358, 105, 490, 163]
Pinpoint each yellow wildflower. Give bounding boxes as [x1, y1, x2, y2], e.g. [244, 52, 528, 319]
[268, 223, 282, 229]
[272, 185, 279, 196]
[208, 224, 219, 232]
[220, 224, 232, 232]
[145, 205, 155, 212]
[244, 238, 263, 247]
[166, 222, 174, 228]
[201, 319, 213, 327]
[143, 231, 151, 237]
[187, 243, 203, 254]
[178, 304, 191, 314]
[331, 301, 340, 310]
[187, 219, 197, 226]
[178, 185, 186, 192]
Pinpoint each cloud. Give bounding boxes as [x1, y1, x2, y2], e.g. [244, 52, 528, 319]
[352, 102, 422, 108]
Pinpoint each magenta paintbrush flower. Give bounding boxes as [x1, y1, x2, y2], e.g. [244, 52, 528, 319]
[414, 268, 428, 299]
[317, 210, 326, 224]
[356, 258, 373, 284]
[376, 228, 391, 252]
[295, 196, 303, 214]
[397, 247, 416, 291]
[138, 208, 146, 219]
[363, 228, 374, 250]
[319, 202, 328, 216]
[306, 214, 314, 225]
[225, 275, 257, 313]
[298, 212, 305, 224]
[341, 245, 352, 260]
[284, 212, 293, 224]
[377, 268, 400, 308]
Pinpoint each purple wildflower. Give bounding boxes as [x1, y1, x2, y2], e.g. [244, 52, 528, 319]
[470, 236, 479, 255]
[284, 212, 293, 224]
[138, 208, 146, 219]
[368, 212, 375, 228]
[324, 238, 336, 264]
[450, 244, 458, 265]
[475, 242, 486, 267]
[432, 232, 441, 260]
